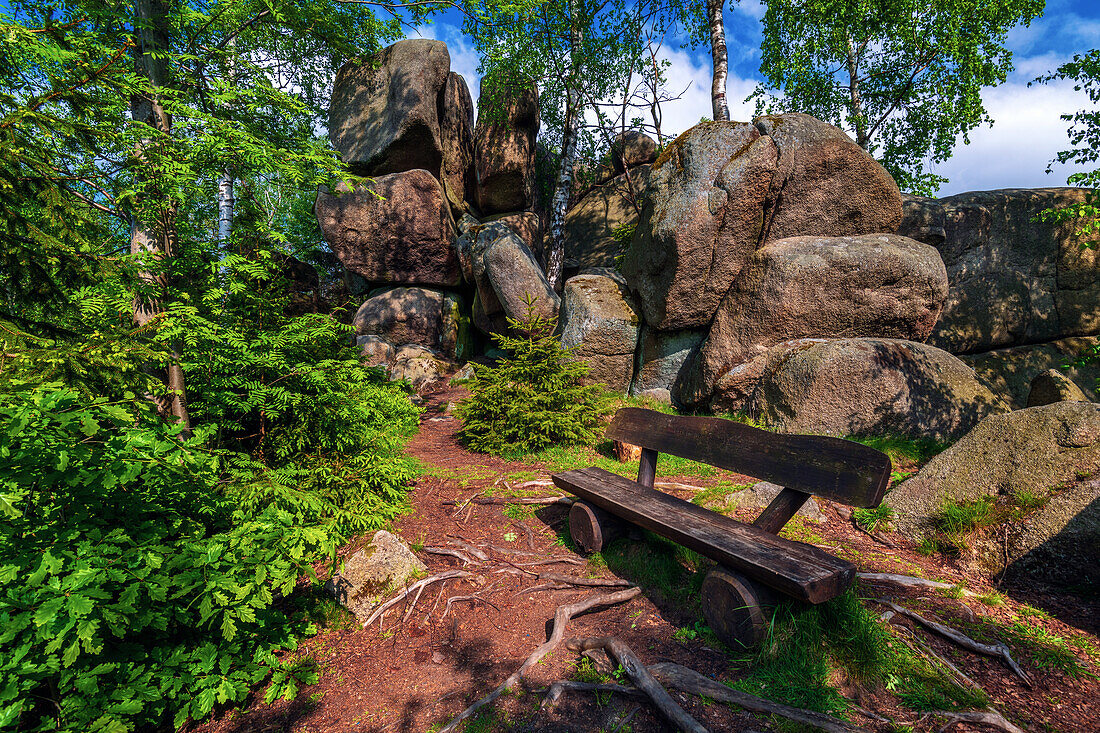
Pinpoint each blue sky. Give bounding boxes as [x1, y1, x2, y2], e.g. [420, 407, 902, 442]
[413, 0, 1100, 197]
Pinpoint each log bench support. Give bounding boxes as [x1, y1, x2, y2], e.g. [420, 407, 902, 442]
[554, 408, 892, 649]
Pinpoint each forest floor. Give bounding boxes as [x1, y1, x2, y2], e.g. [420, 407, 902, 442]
[194, 382, 1100, 733]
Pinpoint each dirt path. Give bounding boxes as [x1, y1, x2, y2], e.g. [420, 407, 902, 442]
[195, 384, 1100, 733]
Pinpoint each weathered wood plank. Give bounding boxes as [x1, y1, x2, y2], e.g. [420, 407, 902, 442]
[754, 487, 811, 535]
[552, 467, 855, 603]
[604, 408, 891, 508]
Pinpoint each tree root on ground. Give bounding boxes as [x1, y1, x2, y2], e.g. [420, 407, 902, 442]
[436, 587, 641, 733]
[537, 680, 645, 711]
[877, 600, 1031, 685]
[858, 572, 976, 597]
[564, 638, 709, 733]
[647, 662, 867, 733]
[930, 710, 1026, 733]
[422, 547, 481, 565]
[362, 570, 472, 629]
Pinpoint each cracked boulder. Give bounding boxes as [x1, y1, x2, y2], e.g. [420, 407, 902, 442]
[676, 234, 949, 407]
[560, 272, 641, 392]
[755, 113, 902, 241]
[316, 170, 460, 287]
[620, 122, 777, 330]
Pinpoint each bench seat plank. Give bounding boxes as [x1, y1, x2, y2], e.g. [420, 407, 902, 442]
[553, 467, 855, 604]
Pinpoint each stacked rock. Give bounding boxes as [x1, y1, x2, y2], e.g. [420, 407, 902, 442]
[316, 39, 555, 388]
[560, 114, 1009, 440]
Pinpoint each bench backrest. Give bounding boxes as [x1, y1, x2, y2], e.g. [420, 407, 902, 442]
[605, 408, 891, 509]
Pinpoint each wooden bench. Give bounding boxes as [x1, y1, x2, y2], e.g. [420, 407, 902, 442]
[551, 408, 892, 648]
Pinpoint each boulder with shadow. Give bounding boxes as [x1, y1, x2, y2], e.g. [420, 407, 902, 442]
[560, 272, 641, 393]
[743, 338, 1008, 442]
[676, 233, 949, 407]
[886, 401, 1100, 590]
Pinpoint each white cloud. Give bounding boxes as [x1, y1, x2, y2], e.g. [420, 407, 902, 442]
[930, 78, 1092, 196]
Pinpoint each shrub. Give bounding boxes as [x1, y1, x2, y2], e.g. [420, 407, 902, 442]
[456, 299, 606, 455]
[0, 375, 419, 731]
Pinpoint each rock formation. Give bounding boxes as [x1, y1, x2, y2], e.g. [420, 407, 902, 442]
[886, 402, 1100, 589]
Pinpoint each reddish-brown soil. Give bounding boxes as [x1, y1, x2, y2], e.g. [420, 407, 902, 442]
[194, 383, 1100, 733]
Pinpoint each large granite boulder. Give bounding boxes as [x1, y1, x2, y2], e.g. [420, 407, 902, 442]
[960, 336, 1100, 408]
[353, 287, 468, 359]
[467, 224, 559, 332]
[440, 72, 477, 210]
[474, 79, 540, 214]
[630, 327, 706, 403]
[744, 338, 1007, 441]
[886, 402, 1100, 589]
[564, 165, 651, 270]
[1027, 369, 1090, 407]
[560, 273, 641, 392]
[677, 234, 949, 407]
[328, 40, 451, 177]
[755, 113, 902, 241]
[483, 211, 543, 262]
[620, 122, 777, 330]
[316, 171, 460, 286]
[611, 130, 658, 172]
[924, 188, 1100, 353]
[327, 531, 427, 622]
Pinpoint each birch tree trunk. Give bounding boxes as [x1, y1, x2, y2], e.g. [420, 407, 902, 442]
[544, 0, 584, 293]
[131, 0, 190, 431]
[707, 0, 730, 122]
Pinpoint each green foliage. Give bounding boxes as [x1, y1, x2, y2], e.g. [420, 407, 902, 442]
[456, 300, 607, 455]
[729, 589, 986, 714]
[0, 386, 316, 730]
[1032, 49, 1100, 248]
[753, 0, 1044, 194]
[853, 504, 895, 533]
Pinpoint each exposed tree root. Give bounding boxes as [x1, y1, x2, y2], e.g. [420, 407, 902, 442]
[436, 587, 641, 733]
[443, 593, 501, 618]
[363, 570, 472, 629]
[858, 572, 976, 597]
[511, 557, 585, 568]
[877, 600, 1031, 686]
[445, 537, 490, 561]
[448, 495, 574, 506]
[422, 547, 481, 565]
[932, 710, 1026, 733]
[537, 680, 645, 710]
[565, 638, 709, 733]
[511, 521, 536, 549]
[647, 662, 867, 733]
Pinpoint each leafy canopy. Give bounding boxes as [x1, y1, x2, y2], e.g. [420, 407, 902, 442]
[1032, 49, 1100, 248]
[753, 0, 1044, 195]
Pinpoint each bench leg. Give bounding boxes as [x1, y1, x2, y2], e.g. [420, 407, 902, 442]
[569, 501, 626, 553]
[701, 568, 776, 649]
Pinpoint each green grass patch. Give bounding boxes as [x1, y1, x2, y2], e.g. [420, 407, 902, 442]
[525, 440, 721, 479]
[728, 589, 986, 716]
[690, 481, 753, 509]
[853, 504, 895, 533]
[502, 503, 537, 520]
[847, 434, 947, 469]
[967, 618, 1095, 677]
[598, 532, 709, 609]
[423, 463, 497, 488]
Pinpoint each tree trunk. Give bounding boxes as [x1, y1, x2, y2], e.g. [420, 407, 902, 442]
[131, 0, 190, 432]
[845, 33, 869, 149]
[707, 0, 730, 122]
[545, 0, 584, 293]
[217, 171, 234, 243]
